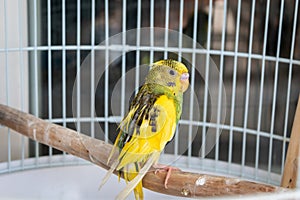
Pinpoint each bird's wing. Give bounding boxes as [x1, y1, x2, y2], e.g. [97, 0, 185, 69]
[99, 85, 165, 189]
[115, 85, 166, 150]
[116, 101, 169, 170]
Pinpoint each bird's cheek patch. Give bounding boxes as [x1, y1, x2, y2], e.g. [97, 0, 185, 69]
[167, 82, 176, 87]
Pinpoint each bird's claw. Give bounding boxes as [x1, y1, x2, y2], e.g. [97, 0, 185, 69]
[153, 164, 181, 189]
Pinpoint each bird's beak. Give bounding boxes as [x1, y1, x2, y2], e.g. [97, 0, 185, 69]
[180, 73, 189, 92]
[180, 73, 189, 81]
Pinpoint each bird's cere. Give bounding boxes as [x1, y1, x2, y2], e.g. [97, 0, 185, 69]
[180, 73, 189, 81]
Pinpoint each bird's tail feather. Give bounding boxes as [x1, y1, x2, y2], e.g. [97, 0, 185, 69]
[99, 130, 122, 190]
[107, 133, 122, 165]
[115, 151, 160, 200]
[98, 159, 119, 190]
[133, 181, 143, 200]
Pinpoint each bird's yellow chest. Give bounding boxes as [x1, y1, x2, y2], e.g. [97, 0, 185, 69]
[155, 95, 177, 142]
[139, 95, 177, 151]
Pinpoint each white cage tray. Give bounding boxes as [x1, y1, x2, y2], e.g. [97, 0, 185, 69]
[0, 164, 182, 199]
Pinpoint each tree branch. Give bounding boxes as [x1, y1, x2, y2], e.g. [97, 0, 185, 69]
[281, 94, 300, 188]
[0, 104, 283, 198]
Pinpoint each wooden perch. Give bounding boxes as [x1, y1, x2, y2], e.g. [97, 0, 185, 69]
[0, 104, 283, 198]
[281, 94, 300, 188]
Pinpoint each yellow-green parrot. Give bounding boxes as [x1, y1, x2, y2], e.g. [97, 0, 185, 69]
[100, 59, 189, 200]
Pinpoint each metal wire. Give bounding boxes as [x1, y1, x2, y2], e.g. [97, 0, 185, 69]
[282, 0, 299, 175]
[242, 0, 256, 177]
[90, 0, 96, 138]
[3, 0, 11, 172]
[202, 0, 213, 162]
[18, 0, 26, 169]
[47, 0, 53, 162]
[249, 0, 271, 180]
[76, 0, 81, 134]
[149, 0, 155, 63]
[187, 0, 198, 167]
[271, 0, 285, 175]
[267, 0, 284, 180]
[121, 0, 127, 119]
[33, 0, 39, 167]
[104, 0, 109, 143]
[216, 0, 227, 166]
[177, 0, 184, 62]
[1, 45, 300, 66]
[228, 0, 241, 172]
[135, 0, 141, 92]
[164, 0, 170, 59]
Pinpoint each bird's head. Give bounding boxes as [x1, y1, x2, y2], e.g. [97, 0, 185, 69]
[145, 59, 190, 93]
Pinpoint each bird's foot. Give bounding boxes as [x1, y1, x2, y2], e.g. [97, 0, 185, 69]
[152, 164, 181, 189]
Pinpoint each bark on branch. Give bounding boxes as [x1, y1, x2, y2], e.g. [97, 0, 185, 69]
[0, 104, 283, 198]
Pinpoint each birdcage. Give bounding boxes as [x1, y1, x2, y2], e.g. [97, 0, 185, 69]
[1, 0, 300, 199]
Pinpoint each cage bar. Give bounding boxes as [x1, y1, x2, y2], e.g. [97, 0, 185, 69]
[202, 0, 213, 162]
[47, 0, 53, 161]
[121, 0, 127, 119]
[3, 0, 11, 172]
[216, 0, 227, 166]
[164, 0, 170, 59]
[270, 0, 284, 174]
[104, 0, 109, 143]
[257, 0, 270, 181]
[76, 0, 81, 133]
[90, 0, 96, 138]
[177, 0, 184, 62]
[187, 0, 198, 166]
[228, 0, 241, 173]
[18, 0, 26, 169]
[243, 0, 256, 178]
[135, 0, 142, 93]
[282, 0, 299, 175]
[149, 0, 155, 63]
[33, 0, 39, 167]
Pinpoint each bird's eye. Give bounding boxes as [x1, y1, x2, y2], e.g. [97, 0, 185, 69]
[169, 69, 175, 76]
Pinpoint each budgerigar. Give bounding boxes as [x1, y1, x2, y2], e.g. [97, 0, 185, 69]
[99, 59, 189, 200]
